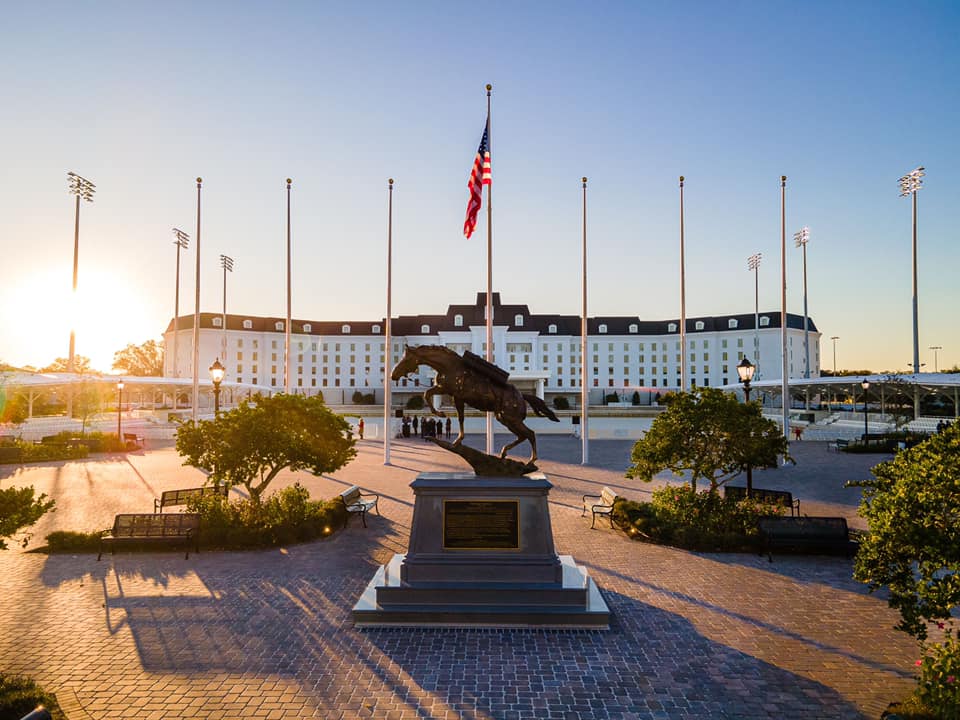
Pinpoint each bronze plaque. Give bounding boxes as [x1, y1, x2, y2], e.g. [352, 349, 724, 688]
[443, 500, 520, 550]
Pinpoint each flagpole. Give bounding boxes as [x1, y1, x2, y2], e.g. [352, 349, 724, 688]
[580, 177, 589, 465]
[485, 83, 494, 455]
[384, 178, 394, 465]
[780, 175, 789, 443]
[285, 178, 292, 394]
[679, 176, 686, 393]
[191, 177, 202, 421]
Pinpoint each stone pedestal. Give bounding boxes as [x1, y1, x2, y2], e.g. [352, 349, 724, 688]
[352, 472, 609, 628]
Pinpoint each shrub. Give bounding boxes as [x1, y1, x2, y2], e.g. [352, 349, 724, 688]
[0, 672, 64, 719]
[186, 483, 347, 549]
[612, 485, 786, 551]
[351, 391, 375, 405]
[18, 442, 89, 463]
[406, 395, 424, 410]
[914, 628, 960, 719]
[552, 396, 570, 410]
[46, 530, 105, 553]
[631, 391, 641, 406]
[604, 393, 621, 404]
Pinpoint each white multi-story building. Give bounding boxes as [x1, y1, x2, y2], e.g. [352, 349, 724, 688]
[163, 292, 820, 404]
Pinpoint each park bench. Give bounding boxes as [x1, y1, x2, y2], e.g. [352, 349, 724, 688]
[582, 486, 618, 529]
[724, 485, 800, 516]
[98, 513, 200, 560]
[338, 485, 380, 528]
[832, 438, 850, 452]
[123, 432, 145, 447]
[757, 516, 857, 562]
[154, 485, 228, 513]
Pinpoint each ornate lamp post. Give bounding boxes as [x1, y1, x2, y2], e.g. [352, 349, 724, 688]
[737, 357, 756, 497]
[209, 359, 225, 417]
[861, 379, 870, 441]
[116, 380, 124, 442]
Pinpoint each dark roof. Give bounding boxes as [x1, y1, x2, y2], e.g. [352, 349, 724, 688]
[164, 295, 817, 336]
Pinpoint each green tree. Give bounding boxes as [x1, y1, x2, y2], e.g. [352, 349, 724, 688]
[0, 389, 28, 425]
[41, 356, 93, 373]
[73, 381, 107, 433]
[0, 486, 55, 549]
[852, 424, 960, 641]
[175, 393, 356, 505]
[112, 339, 164, 376]
[626, 387, 789, 493]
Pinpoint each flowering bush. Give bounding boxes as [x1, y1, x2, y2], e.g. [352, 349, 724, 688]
[915, 627, 960, 719]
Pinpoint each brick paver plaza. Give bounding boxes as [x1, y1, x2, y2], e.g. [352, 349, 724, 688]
[0, 437, 919, 719]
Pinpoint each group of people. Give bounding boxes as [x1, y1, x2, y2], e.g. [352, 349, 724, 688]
[400, 415, 452, 440]
[936, 418, 955, 434]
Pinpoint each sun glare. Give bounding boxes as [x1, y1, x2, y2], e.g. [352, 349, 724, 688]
[8, 268, 152, 372]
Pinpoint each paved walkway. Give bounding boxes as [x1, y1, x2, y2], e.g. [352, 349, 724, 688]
[0, 438, 916, 719]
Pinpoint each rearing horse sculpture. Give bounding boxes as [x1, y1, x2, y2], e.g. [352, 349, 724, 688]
[391, 345, 559, 462]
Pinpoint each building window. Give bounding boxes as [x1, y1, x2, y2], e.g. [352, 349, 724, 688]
[695, 321, 705, 331]
[372, 324, 381, 334]
[303, 323, 312, 333]
[212, 317, 222, 327]
[420, 324, 430, 334]
[342, 324, 351, 334]
[667, 323, 677, 333]
[275, 321, 284, 331]
[548, 324, 557, 334]
[728, 319, 738, 329]
[760, 316, 770, 327]
[599, 324, 607, 334]
[451, 314, 463, 327]
[514, 314, 524, 327]
[242, 319, 252, 329]
[629, 323, 638, 333]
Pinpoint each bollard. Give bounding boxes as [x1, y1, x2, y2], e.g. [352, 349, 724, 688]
[19, 707, 52, 720]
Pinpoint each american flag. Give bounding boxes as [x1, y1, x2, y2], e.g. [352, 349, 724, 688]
[463, 122, 491, 239]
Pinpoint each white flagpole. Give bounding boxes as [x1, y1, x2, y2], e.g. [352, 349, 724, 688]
[679, 176, 686, 392]
[485, 83, 494, 455]
[384, 178, 394, 465]
[191, 177, 202, 421]
[581, 177, 589, 465]
[780, 176, 790, 442]
[285, 178, 292, 394]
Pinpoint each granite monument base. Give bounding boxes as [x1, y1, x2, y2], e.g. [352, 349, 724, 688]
[352, 472, 609, 629]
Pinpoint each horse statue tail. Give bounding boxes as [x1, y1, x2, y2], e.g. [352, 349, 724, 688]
[523, 394, 560, 422]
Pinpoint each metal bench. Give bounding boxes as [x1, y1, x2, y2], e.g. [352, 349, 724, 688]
[123, 432, 145, 447]
[757, 516, 857, 562]
[155, 485, 228, 513]
[582, 486, 618, 529]
[98, 513, 200, 560]
[724, 485, 800, 516]
[832, 438, 850, 451]
[338, 485, 379, 528]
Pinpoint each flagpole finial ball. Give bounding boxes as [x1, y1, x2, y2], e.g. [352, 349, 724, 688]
[286, 178, 292, 185]
[781, 175, 787, 182]
[582, 177, 587, 184]
[389, 178, 394, 185]
[486, 83, 492, 91]
[679, 175, 685, 182]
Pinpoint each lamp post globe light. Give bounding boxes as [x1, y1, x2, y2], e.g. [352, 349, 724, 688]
[209, 358, 225, 417]
[116, 380, 124, 443]
[861, 379, 870, 441]
[736, 357, 756, 497]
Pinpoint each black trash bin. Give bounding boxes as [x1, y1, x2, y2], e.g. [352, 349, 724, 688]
[20, 707, 52, 720]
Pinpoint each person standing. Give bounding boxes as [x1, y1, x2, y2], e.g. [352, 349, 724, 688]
[413, 416, 419, 436]
[445, 417, 452, 439]
[358, 417, 365, 440]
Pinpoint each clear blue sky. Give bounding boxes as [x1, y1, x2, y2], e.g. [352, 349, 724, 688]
[2, 1, 958, 373]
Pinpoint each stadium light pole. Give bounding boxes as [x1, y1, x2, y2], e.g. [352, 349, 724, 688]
[930, 345, 942, 373]
[66, 172, 96, 376]
[219, 254, 234, 362]
[899, 166, 924, 377]
[171, 229, 190, 382]
[794, 227, 811, 378]
[748, 253, 762, 376]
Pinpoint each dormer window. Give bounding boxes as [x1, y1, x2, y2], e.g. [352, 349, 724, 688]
[372, 324, 381, 334]
[514, 314, 524, 327]
[303, 323, 312, 333]
[275, 321, 284, 331]
[628, 323, 638, 334]
[728, 319, 738, 329]
[242, 319, 252, 329]
[695, 321, 705, 331]
[342, 324, 351, 334]
[759, 316, 770, 327]
[598, 324, 608, 334]
[212, 317, 223, 327]
[454, 314, 464, 327]
[420, 324, 430, 334]
[668, 323, 677, 333]
[548, 324, 557, 334]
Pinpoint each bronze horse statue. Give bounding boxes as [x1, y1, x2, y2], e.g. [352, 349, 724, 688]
[391, 345, 559, 462]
